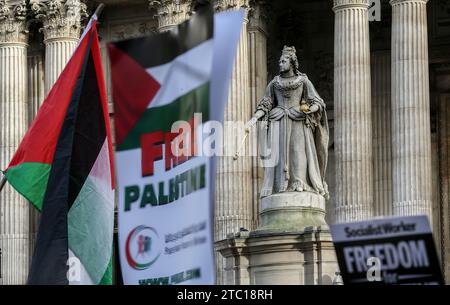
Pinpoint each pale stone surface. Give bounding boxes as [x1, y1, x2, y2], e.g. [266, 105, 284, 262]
[390, 0, 433, 221]
[0, 0, 30, 285]
[216, 226, 338, 285]
[333, 0, 373, 222]
[371, 51, 393, 217]
[259, 192, 326, 232]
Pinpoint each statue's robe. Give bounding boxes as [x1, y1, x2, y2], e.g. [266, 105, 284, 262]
[256, 73, 329, 199]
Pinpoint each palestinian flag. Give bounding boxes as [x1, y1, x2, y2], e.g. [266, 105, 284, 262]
[4, 17, 115, 285]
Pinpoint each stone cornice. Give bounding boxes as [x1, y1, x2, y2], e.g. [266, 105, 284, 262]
[148, 0, 194, 31]
[333, 0, 370, 11]
[0, 0, 28, 44]
[30, 0, 87, 42]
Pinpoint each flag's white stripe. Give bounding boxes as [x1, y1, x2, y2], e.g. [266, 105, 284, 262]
[68, 248, 94, 285]
[68, 139, 114, 285]
[146, 39, 213, 109]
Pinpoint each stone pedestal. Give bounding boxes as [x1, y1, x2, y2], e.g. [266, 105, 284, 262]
[216, 192, 338, 285]
[216, 226, 338, 285]
[258, 192, 327, 232]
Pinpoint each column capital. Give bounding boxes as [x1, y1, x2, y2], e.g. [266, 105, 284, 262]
[214, 0, 249, 11]
[148, 0, 194, 31]
[0, 0, 28, 44]
[214, 0, 250, 21]
[333, 0, 370, 12]
[30, 0, 88, 43]
[248, 0, 269, 34]
[390, 0, 429, 6]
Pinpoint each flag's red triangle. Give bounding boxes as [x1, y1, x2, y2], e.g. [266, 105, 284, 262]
[107, 44, 161, 148]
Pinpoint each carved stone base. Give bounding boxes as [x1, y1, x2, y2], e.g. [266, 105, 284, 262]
[216, 226, 339, 285]
[258, 192, 327, 232]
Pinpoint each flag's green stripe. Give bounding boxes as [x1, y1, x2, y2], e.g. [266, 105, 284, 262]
[99, 254, 113, 285]
[5, 162, 51, 212]
[118, 82, 210, 151]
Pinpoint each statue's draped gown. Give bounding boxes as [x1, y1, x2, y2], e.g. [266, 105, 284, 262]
[256, 73, 329, 199]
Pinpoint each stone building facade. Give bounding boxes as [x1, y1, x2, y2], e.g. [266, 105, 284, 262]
[0, 0, 449, 284]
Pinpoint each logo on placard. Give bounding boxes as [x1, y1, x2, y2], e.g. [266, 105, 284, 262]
[125, 225, 161, 270]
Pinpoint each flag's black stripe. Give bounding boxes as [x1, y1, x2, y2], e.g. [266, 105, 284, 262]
[68, 52, 107, 208]
[112, 4, 213, 69]
[28, 35, 95, 285]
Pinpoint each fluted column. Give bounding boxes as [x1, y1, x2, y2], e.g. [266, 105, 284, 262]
[0, 0, 30, 284]
[248, 0, 267, 227]
[27, 49, 45, 122]
[149, 0, 193, 32]
[371, 52, 392, 217]
[27, 45, 44, 263]
[214, 0, 252, 284]
[390, 0, 432, 220]
[214, 0, 252, 235]
[31, 0, 87, 93]
[333, 0, 373, 222]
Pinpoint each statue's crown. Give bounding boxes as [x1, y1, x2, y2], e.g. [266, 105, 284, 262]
[282, 46, 297, 57]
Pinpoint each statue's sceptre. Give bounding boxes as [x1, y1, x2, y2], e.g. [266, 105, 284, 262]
[233, 116, 258, 160]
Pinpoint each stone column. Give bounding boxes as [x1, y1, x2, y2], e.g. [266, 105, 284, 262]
[27, 44, 45, 263]
[213, 0, 253, 284]
[149, 0, 193, 32]
[333, 0, 373, 222]
[248, 0, 268, 227]
[0, 0, 30, 284]
[390, 0, 432, 220]
[371, 52, 393, 217]
[27, 48, 45, 122]
[213, 0, 252, 242]
[31, 0, 87, 93]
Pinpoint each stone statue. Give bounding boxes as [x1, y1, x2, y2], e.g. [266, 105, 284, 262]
[246, 46, 329, 200]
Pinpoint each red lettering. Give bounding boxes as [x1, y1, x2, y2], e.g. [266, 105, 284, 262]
[140, 131, 164, 177]
[165, 132, 178, 171]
